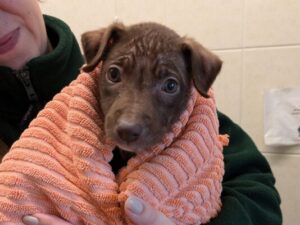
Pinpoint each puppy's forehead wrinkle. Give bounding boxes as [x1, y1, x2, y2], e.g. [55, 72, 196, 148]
[130, 36, 177, 57]
[120, 24, 181, 57]
[112, 54, 134, 67]
[105, 23, 188, 88]
[110, 51, 181, 80]
[107, 24, 184, 74]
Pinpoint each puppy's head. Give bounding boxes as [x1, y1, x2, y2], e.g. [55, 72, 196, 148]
[81, 22, 222, 153]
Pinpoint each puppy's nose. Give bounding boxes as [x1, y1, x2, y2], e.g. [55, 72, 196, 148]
[117, 122, 142, 143]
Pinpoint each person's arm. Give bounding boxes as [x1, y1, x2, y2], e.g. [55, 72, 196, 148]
[207, 112, 282, 225]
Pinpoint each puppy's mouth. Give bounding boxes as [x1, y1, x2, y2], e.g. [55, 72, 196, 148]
[109, 133, 155, 153]
[114, 142, 143, 153]
[106, 122, 159, 153]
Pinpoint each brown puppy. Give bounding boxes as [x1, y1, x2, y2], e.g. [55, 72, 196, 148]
[81, 22, 222, 153]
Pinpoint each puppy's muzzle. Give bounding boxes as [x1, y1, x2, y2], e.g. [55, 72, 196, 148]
[116, 119, 143, 143]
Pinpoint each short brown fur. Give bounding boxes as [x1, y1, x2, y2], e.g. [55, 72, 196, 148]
[81, 22, 222, 152]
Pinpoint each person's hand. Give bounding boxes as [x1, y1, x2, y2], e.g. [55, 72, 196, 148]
[23, 214, 70, 225]
[124, 196, 175, 225]
[22, 196, 175, 225]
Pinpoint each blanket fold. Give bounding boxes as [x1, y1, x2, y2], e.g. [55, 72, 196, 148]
[0, 65, 227, 225]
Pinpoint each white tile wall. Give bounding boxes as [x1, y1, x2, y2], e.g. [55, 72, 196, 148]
[40, 1, 300, 224]
[242, 46, 300, 155]
[115, 0, 166, 25]
[163, 0, 244, 49]
[213, 50, 243, 124]
[244, 0, 300, 47]
[41, 0, 116, 45]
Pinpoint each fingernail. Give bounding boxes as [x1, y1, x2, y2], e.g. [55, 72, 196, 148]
[22, 215, 40, 225]
[126, 196, 144, 215]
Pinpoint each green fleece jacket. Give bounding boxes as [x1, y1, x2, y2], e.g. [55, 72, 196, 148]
[0, 15, 84, 152]
[206, 112, 282, 225]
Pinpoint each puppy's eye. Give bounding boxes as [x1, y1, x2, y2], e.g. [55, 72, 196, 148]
[162, 78, 179, 94]
[107, 66, 121, 83]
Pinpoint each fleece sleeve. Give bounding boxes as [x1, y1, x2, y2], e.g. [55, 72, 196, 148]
[206, 112, 282, 225]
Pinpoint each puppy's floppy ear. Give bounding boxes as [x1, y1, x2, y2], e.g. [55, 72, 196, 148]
[81, 22, 125, 72]
[182, 38, 222, 97]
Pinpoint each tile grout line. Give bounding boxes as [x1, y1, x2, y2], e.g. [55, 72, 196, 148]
[212, 43, 300, 52]
[262, 151, 300, 156]
[114, 0, 118, 20]
[239, 0, 247, 126]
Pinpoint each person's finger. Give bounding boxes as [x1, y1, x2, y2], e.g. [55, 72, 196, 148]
[125, 196, 175, 225]
[22, 197, 175, 225]
[22, 214, 72, 225]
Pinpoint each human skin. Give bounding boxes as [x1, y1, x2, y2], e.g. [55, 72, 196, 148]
[0, 0, 48, 69]
[0, 1, 174, 225]
[22, 197, 175, 225]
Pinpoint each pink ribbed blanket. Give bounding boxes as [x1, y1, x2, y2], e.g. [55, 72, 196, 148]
[0, 65, 227, 225]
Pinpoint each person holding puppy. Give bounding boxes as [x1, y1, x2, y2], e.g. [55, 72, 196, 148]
[0, 1, 174, 224]
[0, 1, 282, 225]
[0, 0, 83, 155]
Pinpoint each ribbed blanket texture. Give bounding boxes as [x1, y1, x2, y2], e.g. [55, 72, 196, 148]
[0, 66, 227, 225]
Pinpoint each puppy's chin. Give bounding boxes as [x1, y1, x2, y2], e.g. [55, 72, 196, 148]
[115, 142, 145, 153]
[114, 135, 163, 153]
[106, 127, 164, 153]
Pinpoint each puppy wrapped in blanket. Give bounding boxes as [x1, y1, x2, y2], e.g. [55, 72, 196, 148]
[0, 22, 228, 225]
